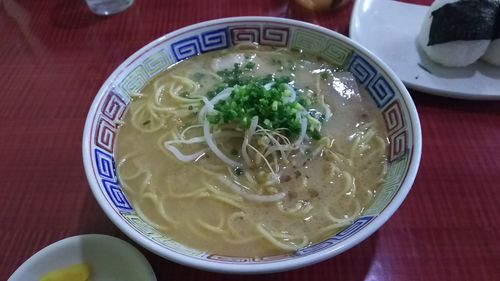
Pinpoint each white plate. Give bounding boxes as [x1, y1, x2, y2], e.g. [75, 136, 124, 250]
[349, 0, 500, 100]
[8, 234, 157, 281]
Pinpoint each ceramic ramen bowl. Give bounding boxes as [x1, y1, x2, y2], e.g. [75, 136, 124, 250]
[82, 16, 422, 274]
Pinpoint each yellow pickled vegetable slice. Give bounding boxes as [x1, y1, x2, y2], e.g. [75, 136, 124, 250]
[39, 263, 91, 281]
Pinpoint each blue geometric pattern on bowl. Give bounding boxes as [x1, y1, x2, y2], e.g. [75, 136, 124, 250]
[295, 215, 374, 256]
[94, 148, 132, 211]
[170, 28, 229, 62]
[348, 54, 395, 108]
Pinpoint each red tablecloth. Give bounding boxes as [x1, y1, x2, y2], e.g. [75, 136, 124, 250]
[1, 0, 499, 280]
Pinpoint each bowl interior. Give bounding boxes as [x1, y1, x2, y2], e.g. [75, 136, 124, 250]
[83, 17, 420, 272]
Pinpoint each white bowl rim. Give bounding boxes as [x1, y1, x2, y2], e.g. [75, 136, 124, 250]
[82, 16, 422, 274]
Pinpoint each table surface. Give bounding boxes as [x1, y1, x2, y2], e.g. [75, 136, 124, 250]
[1, 0, 500, 280]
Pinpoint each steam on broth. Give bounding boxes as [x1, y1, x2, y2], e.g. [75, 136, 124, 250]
[115, 45, 388, 257]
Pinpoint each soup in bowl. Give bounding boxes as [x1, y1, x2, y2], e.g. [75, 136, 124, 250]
[83, 17, 421, 273]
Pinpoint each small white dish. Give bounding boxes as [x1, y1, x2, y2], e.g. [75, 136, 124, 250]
[350, 0, 500, 100]
[8, 234, 157, 281]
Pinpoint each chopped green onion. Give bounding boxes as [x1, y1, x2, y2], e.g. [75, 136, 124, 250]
[244, 62, 256, 69]
[206, 65, 325, 139]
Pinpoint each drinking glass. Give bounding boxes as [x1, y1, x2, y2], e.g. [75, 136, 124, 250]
[86, 0, 134, 16]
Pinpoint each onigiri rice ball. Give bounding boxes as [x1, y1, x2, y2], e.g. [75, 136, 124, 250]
[418, 0, 493, 67]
